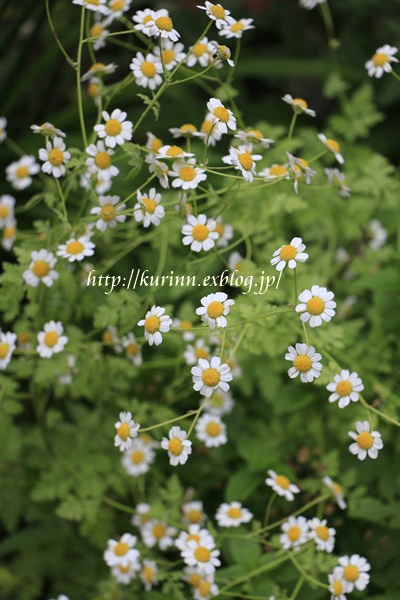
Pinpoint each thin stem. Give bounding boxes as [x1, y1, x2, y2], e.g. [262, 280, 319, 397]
[45, 0, 76, 69]
[218, 552, 292, 594]
[287, 112, 298, 144]
[358, 394, 400, 428]
[76, 6, 88, 148]
[103, 496, 135, 514]
[391, 70, 400, 82]
[290, 576, 305, 600]
[55, 179, 68, 221]
[187, 396, 209, 439]
[263, 492, 276, 527]
[289, 553, 330, 590]
[139, 411, 197, 433]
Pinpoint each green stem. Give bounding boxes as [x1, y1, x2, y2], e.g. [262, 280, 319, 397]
[76, 6, 88, 148]
[139, 411, 197, 433]
[290, 576, 305, 600]
[45, 0, 76, 69]
[103, 496, 135, 514]
[391, 70, 400, 82]
[263, 492, 276, 527]
[218, 552, 291, 594]
[187, 396, 209, 439]
[287, 112, 298, 144]
[226, 37, 241, 86]
[358, 394, 400, 428]
[289, 553, 329, 590]
[55, 179, 68, 222]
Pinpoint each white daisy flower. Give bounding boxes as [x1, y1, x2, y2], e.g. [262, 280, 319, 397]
[206, 98, 236, 133]
[334, 554, 371, 592]
[131, 502, 151, 528]
[85, 141, 119, 182]
[169, 123, 198, 138]
[0, 332, 17, 370]
[30, 122, 66, 137]
[0, 195, 15, 227]
[195, 413, 227, 448]
[191, 356, 232, 397]
[88, 21, 109, 51]
[271, 237, 308, 271]
[104, 533, 140, 567]
[365, 45, 399, 78]
[210, 41, 235, 67]
[308, 518, 336, 553]
[23, 249, 59, 288]
[122, 438, 156, 476]
[328, 572, 352, 600]
[215, 501, 253, 527]
[183, 501, 206, 525]
[325, 168, 351, 198]
[146, 131, 163, 152]
[182, 214, 218, 252]
[81, 62, 117, 81]
[234, 129, 274, 149]
[300, 0, 326, 8]
[161, 426, 192, 466]
[72, 0, 110, 15]
[286, 152, 317, 193]
[181, 536, 221, 574]
[140, 559, 158, 591]
[183, 566, 205, 588]
[265, 470, 300, 501]
[154, 40, 185, 71]
[326, 370, 364, 408]
[156, 144, 194, 160]
[57, 236, 95, 262]
[228, 251, 244, 272]
[285, 343, 323, 383]
[193, 578, 219, 600]
[175, 525, 213, 552]
[132, 8, 156, 36]
[145, 155, 170, 188]
[196, 292, 234, 330]
[2, 220, 17, 251]
[184, 339, 211, 365]
[318, 133, 344, 164]
[222, 145, 262, 182]
[197, 2, 234, 30]
[137, 305, 172, 346]
[36, 321, 68, 359]
[6, 156, 40, 190]
[280, 516, 309, 550]
[187, 37, 213, 67]
[94, 109, 133, 148]
[219, 18, 254, 39]
[259, 163, 290, 180]
[296, 285, 336, 328]
[111, 561, 141, 585]
[121, 333, 142, 366]
[322, 476, 347, 510]
[79, 171, 112, 195]
[195, 113, 224, 146]
[104, 0, 131, 22]
[213, 217, 233, 248]
[282, 94, 316, 116]
[204, 389, 234, 416]
[171, 159, 207, 190]
[114, 411, 140, 451]
[102, 325, 122, 351]
[141, 519, 177, 550]
[348, 421, 383, 460]
[90, 195, 126, 231]
[367, 219, 388, 249]
[172, 319, 194, 341]
[0, 117, 7, 143]
[146, 10, 180, 42]
[38, 136, 71, 178]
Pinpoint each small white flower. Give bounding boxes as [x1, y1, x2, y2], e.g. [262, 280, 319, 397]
[197, 2, 234, 30]
[80, 171, 112, 195]
[0, 332, 17, 370]
[182, 214, 218, 252]
[204, 389, 234, 416]
[234, 128, 274, 149]
[94, 109, 133, 148]
[132, 8, 156, 36]
[258, 163, 290, 180]
[222, 145, 262, 182]
[169, 123, 199, 138]
[141, 519, 178, 550]
[104, 0, 131, 22]
[280, 516, 309, 550]
[228, 251, 244, 272]
[300, 0, 326, 9]
[206, 98, 236, 134]
[365, 45, 398, 78]
[286, 152, 317, 193]
[131, 502, 151, 528]
[23, 249, 59, 288]
[137, 305, 172, 346]
[122, 439, 156, 476]
[172, 318, 195, 341]
[326, 370, 364, 408]
[194, 113, 223, 146]
[322, 476, 346, 510]
[184, 339, 210, 366]
[171, 159, 207, 190]
[187, 37, 213, 67]
[161, 426, 192, 466]
[367, 219, 388, 249]
[191, 356, 232, 397]
[114, 411, 140, 451]
[85, 141, 119, 181]
[103, 325, 122, 352]
[72, 0, 110, 15]
[145, 10, 180, 42]
[219, 18, 254, 39]
[111, 561, 141, 585]
[81, 62, 117, 81]
[196, 292, 234, 330]
[36, 321, 68, 358]
[296, 285, 336, 328]
[334, 554, 371, 592]
[182, 501, 206, 525]
[282, 94, 316, 116]
[156, 144, 194, 160]
[325, 168, 351, 198]
[6, 156, 40, 190]
[90, 195, 126, 231]
[104, 533, 139, 567]
[145, 155, 170, 189]
[328, 572, 352, 600]
[271, 237, 308, 271]
[39, 136, 71, 178]
[348, 421, 383, 460]
[308, 518, 336, 553]
[0, 195, 15, 227]
[215, 502, 252, 527]
[265, 470, 300, 501]
[140, 559, 158, 591]
[57, 236, 95, 262]
[121, 333, 142, 366]
[154, 40, 186, 70]
[2, 220, 17, 251]
[0, 117, 7, 143]
[213, 217, 233, 248]
[195, 413, 227, 448]
[175, 525, 213, 553]
[31, 122, 65, 137]
[181, 536, 221, 574]
[89, 21, 110, 51]
[318, 133, 344, 164]
[285, 343, 323, 383]
[193, 578, 220, 600]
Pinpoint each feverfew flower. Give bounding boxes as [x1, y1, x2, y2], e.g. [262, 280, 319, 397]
[141, 519, 177, 550]
[6, 156, 40, 190]
[132, 8, 155, 36]
[194, 578, 219, 600]
[300, 0, 326, 8]
[259, 163, 289, 180]
[170, 123, 199, 139]
[85, 141, 119, 181]
[134, 188, 165, 228]
[0, 195, 15, 227]
[94, 109, 133, 147]
[2, 220, 17, 251]
[271, 237, 308, 272]
[191, 356, 232, 397]
[195, 113, 223, 146]
[161, 426, 192, 466]
[325, 168, 351, 198]
[154, 40, 185, 70]
[140, 560, 158, 591]
[348, 421, 383, 460]
[171, 159, 207, 190]
[181, 536, 221, 574]
[285, 343, 323, 383]
[365, 45, 398, 78]
[207, 98, 236, 133]
[81, 61, 117, 81]
[57, 236, 95, 262]
[89, 21, 110, 50]
[23, 249, 59, 288]
[0, 117, 7, 143]
[183, 501, 206, 525]
[131, 502, 151, 528]
[265, 470, 300, 501]
[326, 370, 364, 408]
[322, 476, 347, 510]
[122, 439, 155, 476]
[334, 554, 371, 592]
[308, 518, 336, 553]
[328, 572, 352, 600]
[197, 2, 234, 30]
[72, 0, 110, 15]
[195, 413, 227, 448]
[137, 305, 172, 346]
[215, 502, 253, 527]
[145, 155, 170, 189]
[229, 251, 244, 273]
[36, 321, 68, 358]
[111, 561, 141, 585]
[114, 411, 140, 451]
[187, 37, 213, 67]
[286, 152, 317, 192]
[0, 332, 17, 370]
[182, 214, 218, 252]
[146, 10, 180, 42]
[234, 128, 274, 149]
[282, 94, 316, 116]
[156, 144, 194, 160]
[39, 136, 71, 178]
[184, 339, 210, 365]
[213, 217, 233, 247]
[105, 0, 131, 22]
[367, 219, 388, 249]
[104, 533, 140, 568]
[219, 18, 254, 39]
[318, 133, 344, 164]
[31, 122, 66, 137]
[295, 285, 336, 328]
[280, 516, 309, 550]
[90, 195, 126, 231]
[222, 145, 262, 182]
[121, 333, 142, 366]
[196, 292, 234, 330]
[204, 389, 234, 416]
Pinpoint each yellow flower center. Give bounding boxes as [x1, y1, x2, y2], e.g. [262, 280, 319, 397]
[180, 124, 197, 133]
[131, 450, 144, 464]
[168, 437, 183, 455]
[356, 431, 374, 450]
[0, 343, 10, 359]
[326, 139, 340, 153]
[179, 166, 196, 182]
[189, 573, 202, 587]
[198, 581, 211, 597]
[32, 260, 50, 278]
[187, 509, 202, 524]
[187, 533, 201, 543]
[144, 315, 160, 333]
[141, 61, 157, 78]
[214, 222, 224, 236]
[288, 526, 301, 542]
[249, 129, 263, 138]
[18, 332, 31, 345]
[151, 137, 163, 152]
[100, 204, 116, 220]
[193, 42, 207, 57]
[213, 106, 230, 122]
[207, 301, 224, 319]
[194, 546, 211, 562]
[126, 342, 139, 357]
[111, 0, 124, 10]
[210, 4, 225, 19]
[86, 0, 99, 5]
[315, 525, 329, 540]
[343, 565, 359, 583]
[336, 380, 352, 396]
[118, 565, 130, 574]
[105, 119, 122, 136]
[279, 244, 298, 261]
[231, 21, 245, 32]
[90, 62, 106, 71]
[16, 166, 29, 179]
[44, 331, 59, 348]
[293, 355, 312, 372]
[293, 98, 308, 109]
[66, 240, 84, 255]
[94, 151, 111, 169]
[333, 482, 343, 495]
[192, 224, 209, 241]
[90, 23, 103, 36]
[114, 542, 129, 556]
[0, 206, 9, 219]
[298, 157, 309, 168]
[270, 164, 287, 176]
[155, 16, 173, 31]
[143, 14, 153, 24]
[166, 145, 184, 157]
[179, 320, 192, 330]
[162, 49, 176, 64]
[194, 347, 209, 360]
[143, 565, 154, 581]
[332, 580, 344, 595]
[48, 148, 64, 166]
[87, 82, 99, 97]
[306, 297, 325, 316]
[117, 422, 130, 440]
[238, 150, 253, 171]
[373, 52, 389, 67]
[142, 198, 157, 214]
[205, 421, 221, 437]
[275, 475, 290, 489]
[152, 523, 166, 539]
[202, 367, 220, 387]
[4, 225, 16, 239]
[201, 120, 213, 134]
[227, 507, 242, 519]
